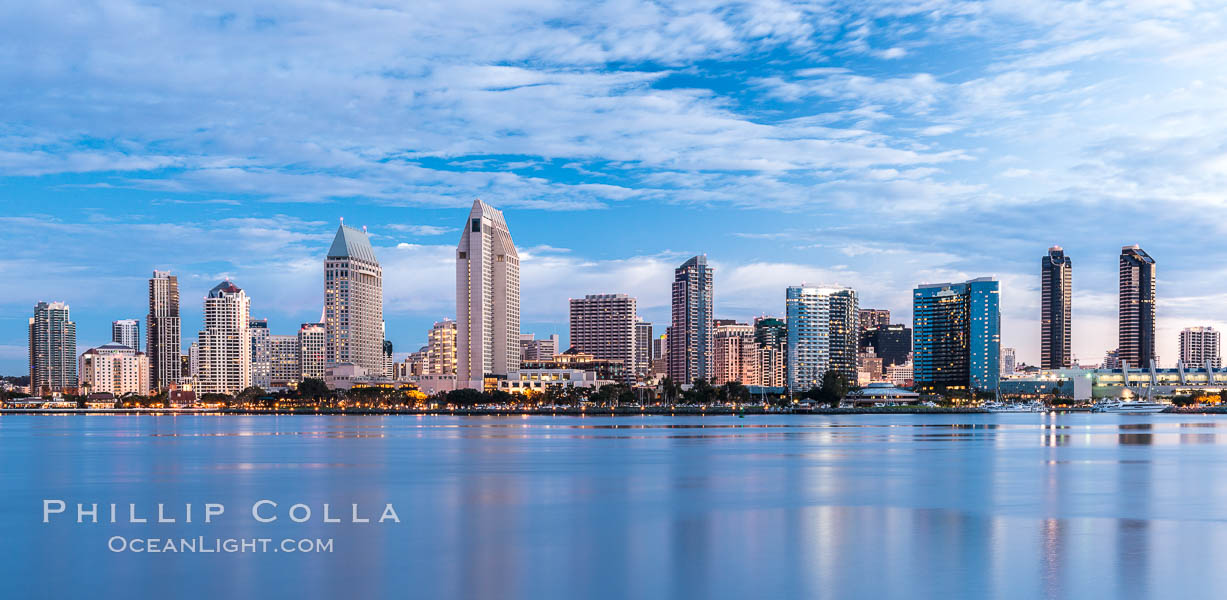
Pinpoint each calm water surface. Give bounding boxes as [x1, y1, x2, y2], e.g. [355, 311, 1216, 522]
[4, 413, 1227, 599]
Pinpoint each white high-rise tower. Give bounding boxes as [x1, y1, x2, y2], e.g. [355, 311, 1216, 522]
[197, 281, 252, 395]
[324, 224, 384, 375]
[456, 200, 520, 389]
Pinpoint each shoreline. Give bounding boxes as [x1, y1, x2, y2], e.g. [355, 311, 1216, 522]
[0, 406, 993, 416]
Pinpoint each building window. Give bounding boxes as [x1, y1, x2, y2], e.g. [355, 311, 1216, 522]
[471, 218, 481, 232]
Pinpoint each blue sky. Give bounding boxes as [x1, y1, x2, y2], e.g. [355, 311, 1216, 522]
[2, 0, 1226, 375]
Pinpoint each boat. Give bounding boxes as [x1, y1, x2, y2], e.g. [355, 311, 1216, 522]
[983, 401, 1046, 413]
[1091, 400, 1169, 414]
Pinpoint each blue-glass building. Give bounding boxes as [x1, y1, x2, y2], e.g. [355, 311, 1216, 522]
[912, 277, 1000, 394]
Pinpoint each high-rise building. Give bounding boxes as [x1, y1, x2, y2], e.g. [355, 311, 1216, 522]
[518, 333, 559, 362]
[863, 324, 912, 367]
[785, 286, 858, 391]
[1001, 347, 1017, 375]
[858, 306, 888, 348]
[1179, 327, 1221, 369]
[570, 294, 637, 383]
[912, 277, 1000, 394]
[187, 342, 199, 379]
[713, 322, 757, 384]
[668, 255, 713, 384]
[111, 319, 140, 352]
[79, 343, 149, 396]
[298, 323, 327, 380]
[456, 200, 520, 389]
[147, 270, 181, 390]
[1119, 245, 1156, 368]
[635, 319, 653, 375]
[249, 318, 271, 389]
[269, 334, 301, 387]
[29, 301, 77, 394]
[197, 281, 251, 395]
[428, 320, 459, 374]
[754, 316, 787, 388]
[325, 224, 384, 374]
[1041, 246, 1073, 369]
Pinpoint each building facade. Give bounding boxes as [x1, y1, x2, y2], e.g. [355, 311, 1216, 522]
[518, 333, 558, 363]
[912, 277, 1000, 394]
[112, 319, 140, 352]
[754, 317, 787, 388]
[569, 294, 637, 384]
[147, 270, 181, 390]
[324, 224, 384, 375]
[785, 286, 858, 392]
[197, 281, 252, 395]
[1180, 327, 1221, 369]
[269, 334, 301, 388]
[1119, 245, 1156, 368]
[634, 319, 653, 376]
[1041, 246, 1073, 369]
[79, 343, 150, 396]
[249, 318, 271, 389]
[29, 301, 77, 394]
[862, 324, 911, 367]
[712, 322, 758, 384]
[428, 320, 459, 374]
[668, 255, 714, 384]
[299, 323, 327, 380]
[456, 200, 521, 389]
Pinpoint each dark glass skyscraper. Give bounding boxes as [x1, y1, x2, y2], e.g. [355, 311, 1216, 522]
[668, 255, 713, 384]
[1119, 245, 1156, 368]
[1040, 246, 1072, 369]
[864, 324, 911, 367]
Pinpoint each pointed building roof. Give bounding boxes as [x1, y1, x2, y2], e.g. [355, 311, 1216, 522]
[208, 280, 243, 297]
[328, 224, 379, 264]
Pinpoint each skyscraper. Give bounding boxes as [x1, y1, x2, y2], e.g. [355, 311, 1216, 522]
[668, 255, 713, 384]
[324, 224, 384, 375]
[1041, 246, 1072, 369]
[754, 316, 787, 388]
[1119, 245, 1156, 368]
[29, 301, 76, 394]
[112, 319, 140, 352]
[570, 294, 637, 383]
[249, 318, 271, 389]
[298, 323, 327, 380]
[147, 270, 181, 390]
[427, 319, 459, 374]
[912, 277, 1000, 394]
[1179, 327, 1221, 369]
[785, 286, 858, 391]
[269, 334, 301, 387]
[197, 281, 251, 395]
[863, 324, 911, 368]
[456, 200, 520, 388]
[635, 319, 653, 375]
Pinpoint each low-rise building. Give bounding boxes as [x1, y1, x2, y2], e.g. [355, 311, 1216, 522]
[78, 343, 150, 397]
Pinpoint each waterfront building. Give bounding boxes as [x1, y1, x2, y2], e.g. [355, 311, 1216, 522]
[635, 319, 652, 375]
[785, 286, 858, 392]
[456, 200, 521, 389]
[1041, 246, 1073, 369]
[147, 270, 181, 390]
[1180, 327, 1222, 369]
[298, 323, 327, 380]
[187, 342, 199, 379]
[862, 324, 911, 367]
[383, 339, 394, 378]
[111, 319, 140, 352]
[668, 255, 714, 384]
[269, 334, 301, 388]
[570, 294, 637, 384]
[857, 350, 884, 386]
[29, 301, 77, 394]
[912, 277, 1000, 394]
[754, 317, 787, 388]
[1119, 245, 1156, 368]
[79, 343, 149, 396]
[197, 281, 252, 396]
[713, 321, 757, 384]
[249, 318, 271, 389]
[1102, 348, 1121, 370]
[398, 347, 428, 379]
[521, 349, 626, 384]
[427, 320, 459, 374]
[324, 224, 384, 376]
[518, 333, 558, 363]
[1001, 347, 1017, 375]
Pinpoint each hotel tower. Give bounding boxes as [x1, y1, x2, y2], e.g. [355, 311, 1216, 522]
[456, 200, 520, 389]
[324, 224, 385, 375]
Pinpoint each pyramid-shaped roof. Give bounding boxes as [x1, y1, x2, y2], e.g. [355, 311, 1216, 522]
[328, 224, 379, 264]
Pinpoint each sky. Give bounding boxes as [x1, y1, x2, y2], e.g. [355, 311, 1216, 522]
[2, 0, 1226, 375]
